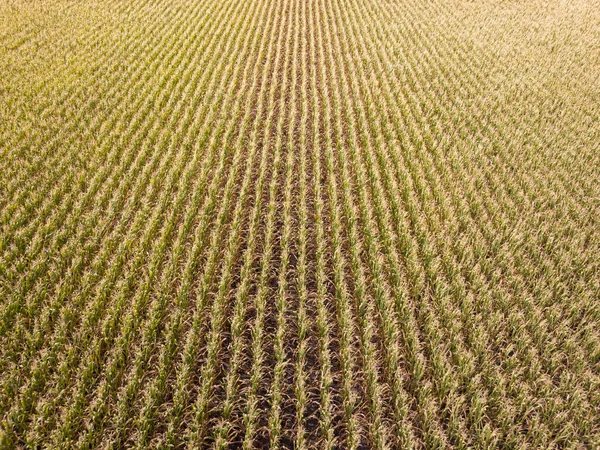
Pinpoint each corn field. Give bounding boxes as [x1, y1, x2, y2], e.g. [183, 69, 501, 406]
[1, 0, 599, 448]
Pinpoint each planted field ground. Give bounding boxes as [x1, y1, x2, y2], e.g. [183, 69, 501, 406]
[1, 0, 600, 448]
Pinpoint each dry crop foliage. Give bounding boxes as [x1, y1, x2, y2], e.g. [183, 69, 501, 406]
[1, 0, 599, 448]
